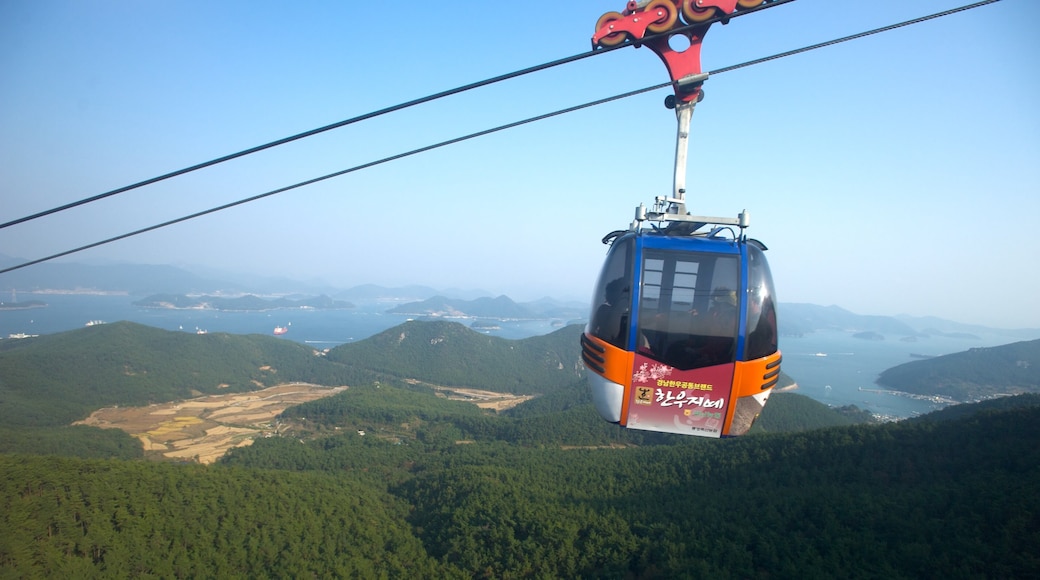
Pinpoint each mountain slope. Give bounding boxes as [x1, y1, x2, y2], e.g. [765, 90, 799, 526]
[325, 320, 585, 394]
[0, 322, 369, 427]
[877, 339, 1040, 401]
[751, 392, 872, 433]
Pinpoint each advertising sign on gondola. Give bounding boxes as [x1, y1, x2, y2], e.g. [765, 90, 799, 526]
[626, 353, 734, 436]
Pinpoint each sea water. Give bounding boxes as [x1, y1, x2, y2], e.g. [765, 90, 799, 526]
[0, 293, 1029, 418]
[778, 331, 1000, 419]
[0, 294, 563, 344]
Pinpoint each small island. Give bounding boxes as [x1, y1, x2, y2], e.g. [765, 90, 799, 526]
[133, 294, 354, 312]
[471, 320, 502, 331]
[0, 300, 47, 311]
[852, 331, 884, 341]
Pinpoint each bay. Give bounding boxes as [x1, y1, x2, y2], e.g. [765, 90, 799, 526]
[0, 293, 563, 345]
[777, 330, 1015, 420]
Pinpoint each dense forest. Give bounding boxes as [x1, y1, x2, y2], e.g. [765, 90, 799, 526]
[3, 397, 1038, 577]
[3, 321, 1039, 576]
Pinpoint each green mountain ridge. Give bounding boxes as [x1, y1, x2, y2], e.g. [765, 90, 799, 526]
[4, 316, 1026, 438]
[3, 320, 1040, 576]
[0, 321, 369, 427]
[326, 320, 586, 394]
[877, 338, 1040, 401]
[2, 320, 834, 458]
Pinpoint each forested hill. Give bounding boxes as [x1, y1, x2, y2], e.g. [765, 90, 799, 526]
[5, 318, 1039, 575]
[326, 320, 586, 394]
[3, 397, 1038, 577]
[877, 338, 1040, 401]
[907, 393, 1040, 424]
[2, 319, 832, 459]
[0, 321, 370, 427]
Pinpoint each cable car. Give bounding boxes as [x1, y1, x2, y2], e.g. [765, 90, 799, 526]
[583, 0, 781, 437]
[580, 204, 781, 438]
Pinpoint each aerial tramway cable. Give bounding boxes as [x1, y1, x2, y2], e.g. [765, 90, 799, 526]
[0, 1, 793, 232]
[710, 0, 1000, 76]
[0, 0, 1002, 276]
[0, 85, 665, 275]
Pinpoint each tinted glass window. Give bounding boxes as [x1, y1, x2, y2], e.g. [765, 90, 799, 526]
[744, 244, 778, 360]
[587, 238, 633, 349]
[637, 249, 739, 370]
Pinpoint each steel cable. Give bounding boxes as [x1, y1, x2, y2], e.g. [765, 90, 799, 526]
[0, 0, 793, 231]
[0, 0, 1001, 275]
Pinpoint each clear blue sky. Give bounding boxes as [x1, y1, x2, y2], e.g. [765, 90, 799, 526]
[2, 0, 1037, 328]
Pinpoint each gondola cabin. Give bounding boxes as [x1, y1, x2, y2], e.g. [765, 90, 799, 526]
[581, 222, 780, 437]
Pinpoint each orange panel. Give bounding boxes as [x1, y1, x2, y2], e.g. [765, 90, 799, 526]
[722, 351, 781, 435]
[582, 334, 635, 424]
[583, 334, 636, 386]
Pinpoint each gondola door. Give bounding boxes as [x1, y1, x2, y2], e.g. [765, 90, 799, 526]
[624, 237, 742, 437]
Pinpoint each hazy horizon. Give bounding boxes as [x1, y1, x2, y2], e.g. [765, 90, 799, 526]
[4, 253, 1040, 333]
[2, 1, 1037, 328]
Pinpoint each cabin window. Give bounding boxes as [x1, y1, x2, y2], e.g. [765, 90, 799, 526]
[637, 250, 739, 370]
[587, 238, 634, 349]
[744, 243, 779, 360]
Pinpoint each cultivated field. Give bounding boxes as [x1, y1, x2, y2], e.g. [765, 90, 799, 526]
[437, 387, 536, 411]
[75, 383, 347, 464]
